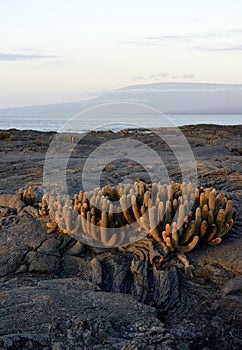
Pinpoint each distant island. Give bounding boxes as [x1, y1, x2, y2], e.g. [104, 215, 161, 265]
[0, 82, 242, 117]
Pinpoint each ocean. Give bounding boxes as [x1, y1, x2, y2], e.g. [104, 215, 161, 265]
[0, 114, 241, 132]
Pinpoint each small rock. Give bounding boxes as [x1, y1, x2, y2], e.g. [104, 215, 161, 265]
[26, 251, 60, 274]
[221, 276, 242, 295]
[0, 194, 24, 213]
[37, 238, 60, 256]
[62, 255, 83, 275]
[62, 255, 91, 278]
[0, 246, 24, 277]
[65, 241, 86, 256]
[90, 257, 102, 285]
[15, 264, 28, 274]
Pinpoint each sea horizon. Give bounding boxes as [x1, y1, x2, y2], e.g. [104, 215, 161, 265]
[0, 114, 241, 133]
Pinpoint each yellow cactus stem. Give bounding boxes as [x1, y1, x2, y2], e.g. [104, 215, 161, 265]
[180, 220, 195, 245]
[216, 208, 226, 235]
[180, 235, 199, 253]
[81, 208, 87, 234]
[180, 182, 186, 194]
[23, 190, 28, 203]
[91, 216, 100, 241]
[208, 190, 215, 211]
[46, 222, 58, 234]
[120, 195, 135, 224]
[157, 201, 165, 223]
[176, 249, 192, 269]
[64, 208, 73, 233]
[200, 192, 205, 207]
[70, 214, 82, 235]
[100, 211, 109, 244]
[103, 232, 118, 247]
[86, 211, 92, 235]
[195, 188, 200, 208]
[148, 206, 161, 242]
[178, 204, 185, 223]
[200, 220, 207, 239]
[27, 186, 32, 196]
[207, 237, 222, 245]
[225, 200, 233, 221]
[126, 194, 132, 209]
[165, 223, 171, 236]
[131, 195, 140, 221]
[167, 185, 173, 201]
[194, 207, 202, 235]
[186, 182, 192, 197]
[222, 196, 227, 209]
[177, 211, 185, 237]
[115, 230, 127, 246]
[172, 198, 178, 214]
[40, 197, 48, 208]
[204, 187, 210, 202]
[184, 200, 189, 216]
[143, 191, 150, 208]
[139, 204, 150, 227]
[215, 193, 223, 211]
[165, 236, 175, 252]
[108, 204, 115, 228]
[90, 206, 95, 217]
[202, 204, 208, 220]
[138, 181, 145, 196]
[207, 210, 214, 226]
[219, 219, 234, 238]
[162, 230, 167, 242]
[204, 224, 217, 243]
[159, 186, 167, 204]
[17, 188, 23, 196]
[165, 200, 172, 225]
[171, 224, 179, 249]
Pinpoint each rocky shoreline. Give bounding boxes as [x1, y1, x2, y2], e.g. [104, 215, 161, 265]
[0, 125, 241, 350]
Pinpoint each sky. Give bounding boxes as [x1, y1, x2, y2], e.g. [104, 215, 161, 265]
[0, 0, 242, 108]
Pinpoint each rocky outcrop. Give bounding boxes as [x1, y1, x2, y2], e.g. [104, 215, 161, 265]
[0, 125, 241, 349]
[0, 277, 181, 350]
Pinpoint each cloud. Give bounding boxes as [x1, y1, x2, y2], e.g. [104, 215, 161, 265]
[182, 74, 195, 79]
[115, 39, 159, 47]
[145, 29, 242, 53]
[231, 28, 242, 33]
[116, 28, 242, 51]
[147, 33, 220, 42]
[147, 35, 190, 42]
[133, 75, 147, 81]
[132, 72, 195, 82]
[0, 52, 56, 61]
[206, 45, 242, 51]
[147, 28, 242, 43]
[194, 43, 242, 52]
[149, 72, 169, 79]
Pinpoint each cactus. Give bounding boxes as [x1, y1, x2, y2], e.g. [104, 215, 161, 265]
[17, 187, 36, 206]
[38, 194, 49, 215]
[38, 181, 236, 256]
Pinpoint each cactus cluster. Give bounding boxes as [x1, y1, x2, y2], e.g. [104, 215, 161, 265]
[17, 187, 36, 206]
[42, 181, 236, 252]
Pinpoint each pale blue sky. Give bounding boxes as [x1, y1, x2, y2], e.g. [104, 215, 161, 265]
[0, 0, 242, 107]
